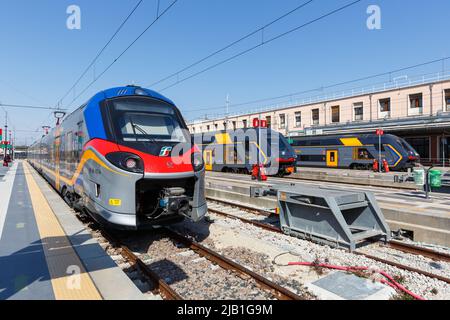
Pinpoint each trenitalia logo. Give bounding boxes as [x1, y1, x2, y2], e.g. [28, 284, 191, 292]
[159, 146, 172, 157]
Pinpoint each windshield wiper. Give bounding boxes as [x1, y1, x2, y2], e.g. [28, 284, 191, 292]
[131, 123, 162, 148]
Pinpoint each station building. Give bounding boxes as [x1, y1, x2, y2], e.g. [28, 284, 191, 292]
[188, 75, 450, 166]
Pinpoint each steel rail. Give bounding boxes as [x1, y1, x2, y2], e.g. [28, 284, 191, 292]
[162, 228, 304, 300]
[206, 202, 450, 284]
[351, 251, 450, 284]
[207, 207, 282, 234]
[386, 240, 450, 263]
[206, 196, 274, 216]
[207, 197, 450, 263]
[100, 230, 182, 300]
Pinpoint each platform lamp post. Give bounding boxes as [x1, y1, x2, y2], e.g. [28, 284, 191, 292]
[3, 109, 8, 161]
[443, 134, 446, 168]
[9, 132, 13, 160]
[42, 126, 51, 135]
[54, 111, 66, 126]
[376, 128, 384, 173]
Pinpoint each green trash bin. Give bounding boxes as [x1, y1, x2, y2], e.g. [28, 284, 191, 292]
[429, 169, 442, 188]
[413, 168, 425, 186]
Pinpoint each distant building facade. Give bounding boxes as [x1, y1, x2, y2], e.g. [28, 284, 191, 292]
[188, 76, 450, 165]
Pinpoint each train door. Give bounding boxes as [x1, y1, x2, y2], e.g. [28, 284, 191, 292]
[204, 149, 213, 171]
[326, 150, 338, 167]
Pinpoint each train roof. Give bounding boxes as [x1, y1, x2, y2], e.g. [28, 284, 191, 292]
[192, 127, 282, 136]
[291, 133, 399, 140]
[95, 85, 175, 105]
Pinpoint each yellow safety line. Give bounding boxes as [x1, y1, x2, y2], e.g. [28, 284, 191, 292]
[23, 162, 102, 300]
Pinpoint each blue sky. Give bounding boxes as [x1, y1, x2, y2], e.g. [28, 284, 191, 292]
[0, 0, 449, 145]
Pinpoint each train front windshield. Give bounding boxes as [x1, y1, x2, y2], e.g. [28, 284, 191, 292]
[397, 138, 420, 157]
[278, 135, 294, 156]
[263, 131, 295, 158]
[109, 97, 189, 147]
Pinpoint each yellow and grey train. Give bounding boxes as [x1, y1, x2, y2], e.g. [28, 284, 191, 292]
[193, 128, 297, 176]
[290, 133, 420, 171]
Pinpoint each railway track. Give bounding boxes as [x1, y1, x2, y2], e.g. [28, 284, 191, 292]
[89, 222, 304, 300]
[99, 228, 182, 300]
[206, 197, 450, 285]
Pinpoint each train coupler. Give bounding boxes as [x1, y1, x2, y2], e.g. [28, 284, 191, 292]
[160, 187, 190, 215]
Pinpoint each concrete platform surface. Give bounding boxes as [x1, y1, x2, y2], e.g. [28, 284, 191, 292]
[0, 161, 145, 300]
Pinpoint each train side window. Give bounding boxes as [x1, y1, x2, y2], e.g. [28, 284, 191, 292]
[75, 121, 84, 160]
[77, 122, 84, 150]
[356, 148, 374, 160]
[298, 154, 326, 162]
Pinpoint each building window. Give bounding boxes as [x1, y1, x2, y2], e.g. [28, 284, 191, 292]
[295, 112, 302, 127]
[354, 103, 363, 121]
[232, 121, 236, 130]
[223, 122, 227, 130]
[331, 106, 340, 123]
[445, 89, 450, 111]
[266, 116, 271, 128]
[312, 109, 319, 125]
[379, 98, 390, 112]
[192, 127, 195, 133]
[409, 93, 423, 115]
[242, 119, 247, 128]
[409, 93, 423, 108]
[206, 125, 210, 131]
[379, 98, 391, 117]
[214, 123, 218, 130]
[279, 114, 286, 129]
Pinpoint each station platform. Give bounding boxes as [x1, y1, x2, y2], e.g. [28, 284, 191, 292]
[0, 161, 144, 300]
[291, 166, 416, 189]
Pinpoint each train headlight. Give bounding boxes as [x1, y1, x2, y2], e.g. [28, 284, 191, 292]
[191, 152, 204, 172]
[106, 152, 144, 173]
[125, 158, 138, 169]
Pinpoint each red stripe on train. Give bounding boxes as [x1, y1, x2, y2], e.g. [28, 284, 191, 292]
[84, 138, 197, 173]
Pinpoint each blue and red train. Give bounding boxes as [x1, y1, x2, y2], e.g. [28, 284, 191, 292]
[28, 86, 207, 229]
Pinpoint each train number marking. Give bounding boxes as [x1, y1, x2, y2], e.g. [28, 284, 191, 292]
[88, 168, 101, 175]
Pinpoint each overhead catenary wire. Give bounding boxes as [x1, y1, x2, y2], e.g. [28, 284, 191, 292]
[158, 0, 363, 92]
[54, 0, 144, 109]
[147, 0, 315, 88]
[67, 0, 180, 109]
[0, 103, 66, 111]
[184, 57, 450, 115]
